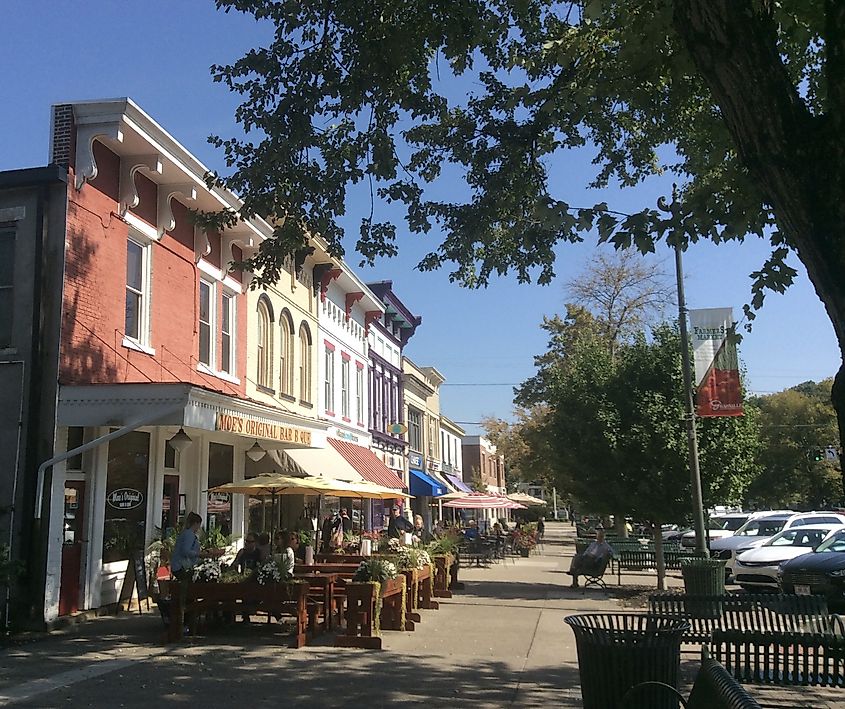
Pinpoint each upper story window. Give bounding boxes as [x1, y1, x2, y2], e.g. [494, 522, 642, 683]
[221, 292, 235, 375]
[356, 363, 364, 424]
[340, 356, 350, 419]
[0, 229, 15, 348]
[125, 236, 151, 347]
[408, 408, 423, 452]
[198, 279, 214, 367]
[280, 310, 294, 396]
[324, 344, 335, 415]
[299, 323, 312, 403]
[256, 298, 273, 389]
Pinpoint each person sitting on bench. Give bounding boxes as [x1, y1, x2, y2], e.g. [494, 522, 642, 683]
[568, 528, 613, 588]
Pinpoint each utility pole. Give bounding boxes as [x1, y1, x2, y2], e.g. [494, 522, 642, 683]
[674, 241, 708, 555]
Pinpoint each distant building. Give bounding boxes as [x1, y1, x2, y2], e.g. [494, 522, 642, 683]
[461, 435, 506, 495]
[439, 415, 468, 492]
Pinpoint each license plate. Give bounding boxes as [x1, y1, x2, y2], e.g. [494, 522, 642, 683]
[795, 584, 811, 596]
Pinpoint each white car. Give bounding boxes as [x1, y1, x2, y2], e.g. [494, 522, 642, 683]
[733, 524, 845, 591]
[712, 512, 845, 581]
[681, 512, 751, 548]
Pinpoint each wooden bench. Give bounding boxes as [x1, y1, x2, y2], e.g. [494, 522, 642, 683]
[623, 647, 761, 708]
[712, 629, 845, 687]
[649, 592, 835, 644]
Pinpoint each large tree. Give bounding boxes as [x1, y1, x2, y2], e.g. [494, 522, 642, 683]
[747, 379, 842, 508]
[209, 1, 845, 479]
[546, 324, 760, 587]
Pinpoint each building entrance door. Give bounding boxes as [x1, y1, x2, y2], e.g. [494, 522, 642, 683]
[59, 481, 86, 616]
[161, 474, 180, 535]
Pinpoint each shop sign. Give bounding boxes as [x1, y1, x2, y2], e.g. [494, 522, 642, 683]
[335, 430, 359, 443]
[216, 413, 312, 445]
[409, 452, 424, 469]
[106, 488, 144, 510]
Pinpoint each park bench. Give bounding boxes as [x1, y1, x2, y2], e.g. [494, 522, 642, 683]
[648, 592, 835, 644]
[622, 647, 761, 708]
[615, 547, 700, 584]
[712, 628, 845, 687]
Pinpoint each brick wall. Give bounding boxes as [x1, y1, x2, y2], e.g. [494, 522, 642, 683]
[59, 141, 247, 397]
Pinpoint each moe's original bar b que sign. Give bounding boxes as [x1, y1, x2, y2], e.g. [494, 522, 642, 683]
[216, 413, 312, 446]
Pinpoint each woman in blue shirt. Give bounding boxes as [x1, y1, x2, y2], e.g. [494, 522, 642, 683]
[171, 512, 203, 580]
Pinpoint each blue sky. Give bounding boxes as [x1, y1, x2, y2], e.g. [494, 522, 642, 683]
[2, 1, 840, 435]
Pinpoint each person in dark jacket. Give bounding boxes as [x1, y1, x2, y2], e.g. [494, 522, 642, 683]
[387, 506, 413, 539]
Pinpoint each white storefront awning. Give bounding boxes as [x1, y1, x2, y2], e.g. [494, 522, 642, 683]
[57, 383, 328, 447]
[282, 446, 363, 482]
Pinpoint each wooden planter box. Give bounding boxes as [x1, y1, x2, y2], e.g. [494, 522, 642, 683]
[167, 580, 309, 647]
[336, 576, 406, 650]
[433, 554, 454, 598]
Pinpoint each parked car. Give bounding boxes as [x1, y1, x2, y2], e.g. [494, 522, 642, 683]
[733, 524, 845, 591]
[712, 512, 845, 582]
[778, 529, 845, 609]
[680, 512, 750, 548]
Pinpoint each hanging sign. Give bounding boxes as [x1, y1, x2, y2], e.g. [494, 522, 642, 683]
[389, 423, 408, 435]
[689, 308, 743, 417]
[106, 488, 144, 510]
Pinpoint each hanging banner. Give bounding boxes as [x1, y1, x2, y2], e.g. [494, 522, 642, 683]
[689, 308, 743, 417]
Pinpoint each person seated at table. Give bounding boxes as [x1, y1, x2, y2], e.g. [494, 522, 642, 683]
[279, 530, 299, 573]
[229, 533, 261, 573]
[412, 514, 432, 544]
[463, 519, 480, 541]
[567, 528, 613, 588]
[492, 522, 504, 539]
[432, 519, 445, 538]
[256, 533, 271, 562]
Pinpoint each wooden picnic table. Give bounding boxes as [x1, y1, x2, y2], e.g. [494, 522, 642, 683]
[164, 579, 309, 647]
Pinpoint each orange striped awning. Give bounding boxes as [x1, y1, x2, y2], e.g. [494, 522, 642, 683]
[327, 439, 406, 490]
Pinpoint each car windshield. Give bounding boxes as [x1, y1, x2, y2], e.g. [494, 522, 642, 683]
[815, 531, 845, 553]
[710, 517, 746, 531]
[736, 518, 787, 536]
[768, 529, 830, 547]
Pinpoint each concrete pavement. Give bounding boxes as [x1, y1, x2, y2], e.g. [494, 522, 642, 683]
[0, 524, 842, 707]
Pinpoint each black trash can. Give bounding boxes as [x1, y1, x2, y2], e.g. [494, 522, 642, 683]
[680, 557, 725, 596]
[565, 613, 690, 709]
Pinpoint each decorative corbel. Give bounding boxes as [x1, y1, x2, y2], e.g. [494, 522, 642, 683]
[74, 121, 124, 190]
[364, 310, 382, 336]
[312, 263, 342, 302]
[193, 225, 212, 264]
[345, 292, 364, 320]
[118, 154, 163, 215]
[157, 183, 198, 237]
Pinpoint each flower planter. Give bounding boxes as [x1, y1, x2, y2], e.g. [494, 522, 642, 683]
[336, 576, 406, 650]
[433, 554, 453, 598]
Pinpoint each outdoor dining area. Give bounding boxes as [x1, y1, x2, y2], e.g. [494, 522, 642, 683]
[151, 476, 546, 650]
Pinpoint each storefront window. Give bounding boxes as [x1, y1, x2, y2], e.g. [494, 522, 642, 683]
[207, 443, 234, 536]
[102, 431, 150, 564]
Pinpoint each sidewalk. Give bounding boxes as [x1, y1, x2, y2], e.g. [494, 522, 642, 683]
[0, 525, 841, 707]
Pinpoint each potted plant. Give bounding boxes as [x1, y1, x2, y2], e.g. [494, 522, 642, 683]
[512, 528, 537, 557]
[201, 525, 232, 558]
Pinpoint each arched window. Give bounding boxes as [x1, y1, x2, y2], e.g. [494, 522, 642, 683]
[256, 298, 273, 389]
[279, 310, 295, 396]
[299, 323, 312, 403]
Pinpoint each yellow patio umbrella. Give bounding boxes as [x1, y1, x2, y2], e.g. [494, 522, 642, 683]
[507, 492, 547, 507]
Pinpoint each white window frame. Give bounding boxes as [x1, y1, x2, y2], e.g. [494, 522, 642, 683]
[356, 365, 364, 424]
[299, 324, 312, 403]
[324, 346, 335, 414]
[122, 233, 154, 354]
[198, 278, 215, 368]
[340, 357, 350, 418]
[220, 290, 236, 375]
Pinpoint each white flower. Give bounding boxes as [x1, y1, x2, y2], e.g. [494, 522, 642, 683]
[192, 559, 222, 583]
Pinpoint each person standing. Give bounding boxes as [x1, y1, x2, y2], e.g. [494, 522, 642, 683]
[537, 517, 546, 540]
[170, 512, 206, 631]
[387, 506, 413, 539]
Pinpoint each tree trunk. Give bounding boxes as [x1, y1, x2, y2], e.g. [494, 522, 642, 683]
[674, 2, 845, 497]
[654, 524, 666, 591]
[615, 510, 628, 538]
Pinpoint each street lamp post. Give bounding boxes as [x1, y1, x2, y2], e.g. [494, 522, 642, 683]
[674, 241, 708, 556]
